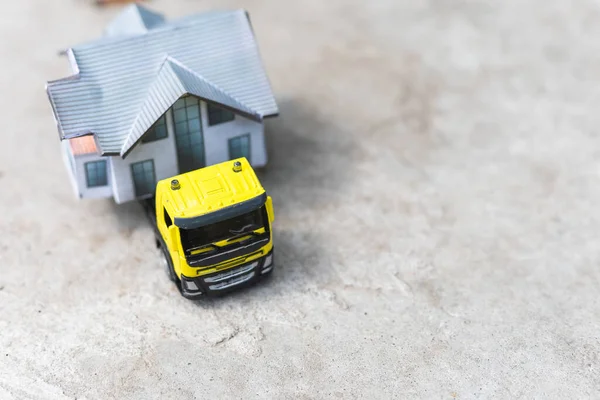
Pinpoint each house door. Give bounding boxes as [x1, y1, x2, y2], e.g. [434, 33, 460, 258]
[131, 159, 156, 198]
[173, 96, 205, 173]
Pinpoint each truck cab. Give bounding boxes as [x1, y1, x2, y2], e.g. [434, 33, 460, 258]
[151, 157, 274, 298]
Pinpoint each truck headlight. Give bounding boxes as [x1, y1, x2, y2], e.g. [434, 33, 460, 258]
[261, 254, 273, 274]
[184, 279, 199, 291]
[263, 254, 273, 268]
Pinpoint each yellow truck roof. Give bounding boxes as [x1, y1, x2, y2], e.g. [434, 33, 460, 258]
[157, 157, 266, 227]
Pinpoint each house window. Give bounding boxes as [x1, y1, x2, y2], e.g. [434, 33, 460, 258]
[173, 96, 205, 172]
[131, 160, 156, 198]
[228, 134, 251, 162]
[85, 160, 108, 187]
[207, 103, 235, 126]
[141, 115, 168, 143]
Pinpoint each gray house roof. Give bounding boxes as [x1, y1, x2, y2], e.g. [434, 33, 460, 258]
[104, 4, 165, 37]
[46, 5, 279, 156]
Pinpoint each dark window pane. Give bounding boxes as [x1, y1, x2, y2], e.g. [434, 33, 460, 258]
[173, 98, 186, 110]
[180, 206, 267, 253]
[188, 118, 201, 133]
[131, 160, 156, 198]
[175, 122, 188, 136]
[207, 103, 235, 126]
[192, 145, 204, 157]
[157, 124, 167, 137]
[186, 105, 199, 119]
[132, 163, 143, 174]
[141, 116, 168, 143]
[85, 160, 108, 187]
[174, 108, 187, 124]
[185, 96, 198, 107]
[228, 134, 251, 162]
[177, 136, 191, 148]
[173, 96, 205, 173]
[189, 133, 203, 145]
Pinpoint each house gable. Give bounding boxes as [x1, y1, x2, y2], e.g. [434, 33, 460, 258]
[121, 57, 262, 158]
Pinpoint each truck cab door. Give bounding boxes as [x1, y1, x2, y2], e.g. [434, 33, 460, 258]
[158, 206, 174, 249]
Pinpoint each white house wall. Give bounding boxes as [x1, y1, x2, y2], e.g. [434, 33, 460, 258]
[70, 150, 114, 199]
[110, 98, 266, 204]
[60, 141, 80, 198]
[111, 110, 179, 204]
[199, 101, 267, 167]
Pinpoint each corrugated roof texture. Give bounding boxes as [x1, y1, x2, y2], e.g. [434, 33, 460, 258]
[46, 7, 279, 156]
[122, 57, 261, 154]
[104, 4, 165, 37]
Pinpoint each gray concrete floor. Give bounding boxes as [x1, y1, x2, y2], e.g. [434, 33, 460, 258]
[1, 0, 599, 398]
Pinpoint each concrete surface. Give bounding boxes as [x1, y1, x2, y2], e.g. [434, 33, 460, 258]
[0, 0, 599, 398]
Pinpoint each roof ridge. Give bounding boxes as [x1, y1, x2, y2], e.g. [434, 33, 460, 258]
[104, 3, 166, 38]
[120, 55, 262, 156]
[79, 9, 245, 51]
[119, 56, 182, 155]
[165, 56, 261, 117]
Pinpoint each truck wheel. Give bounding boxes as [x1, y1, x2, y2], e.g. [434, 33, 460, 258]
[160, 245, 178, 283]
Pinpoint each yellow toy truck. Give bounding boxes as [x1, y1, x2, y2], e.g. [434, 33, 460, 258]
[142, 158, 274, 298]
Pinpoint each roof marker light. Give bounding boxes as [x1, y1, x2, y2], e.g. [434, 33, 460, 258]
[233, 161, 242, 172]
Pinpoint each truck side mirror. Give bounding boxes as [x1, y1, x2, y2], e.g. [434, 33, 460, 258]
[266, 196, 274, 224]
[168, 225, 179, 250]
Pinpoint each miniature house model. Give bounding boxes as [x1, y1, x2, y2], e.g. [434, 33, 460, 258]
[46, 5, 278, 203]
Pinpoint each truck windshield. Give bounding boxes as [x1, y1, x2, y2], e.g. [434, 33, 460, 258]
[180, 206, 267, 254]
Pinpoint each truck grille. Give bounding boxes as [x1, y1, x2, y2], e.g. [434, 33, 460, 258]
[203, 261, 258, 291]
[186, 236, 269, 268]
[211, 250, 263, 271]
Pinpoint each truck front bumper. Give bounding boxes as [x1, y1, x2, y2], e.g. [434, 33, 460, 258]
[179, 250, 274, 298]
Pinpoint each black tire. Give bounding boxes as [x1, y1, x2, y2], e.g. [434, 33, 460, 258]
[159, 241, 178, 283]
